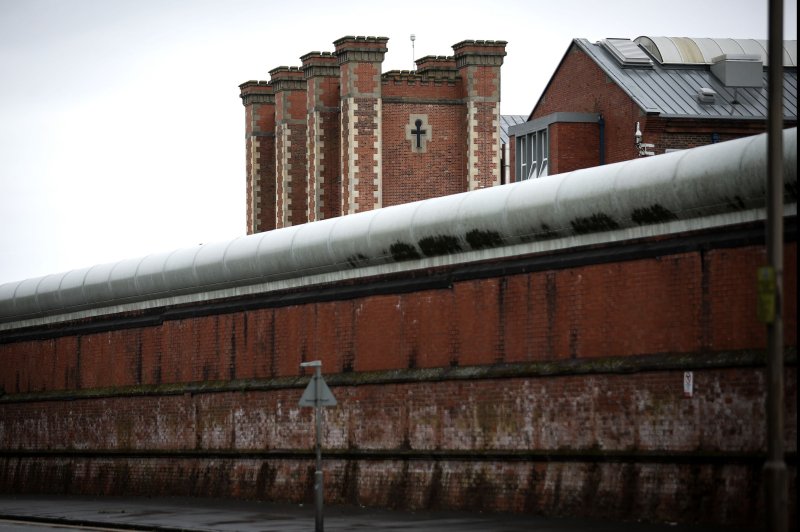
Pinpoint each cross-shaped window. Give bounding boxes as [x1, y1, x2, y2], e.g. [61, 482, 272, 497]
[405, 114, 432, 153]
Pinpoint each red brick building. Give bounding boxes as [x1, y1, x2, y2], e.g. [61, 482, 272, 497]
[509, 36, 798, 180]
[240, 36, 508, 234]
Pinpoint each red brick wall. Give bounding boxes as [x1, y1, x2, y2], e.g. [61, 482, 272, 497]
[382, 100, 467, 206]
[2, 243, 796, 392]
[549, 122, 600, 175]
[0, 368, 796, 524]
[533, 45, 640, 166]
[0, 233, 796, 526]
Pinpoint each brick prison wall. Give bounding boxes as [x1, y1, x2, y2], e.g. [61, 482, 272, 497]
[0, 225, 796, 527]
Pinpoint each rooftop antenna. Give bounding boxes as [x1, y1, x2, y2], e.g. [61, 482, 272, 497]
[410, 34, 416, 70]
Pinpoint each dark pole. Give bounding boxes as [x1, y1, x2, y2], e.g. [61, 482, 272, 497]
[314, 365, 324, 532]
[765, 0, 786, 530]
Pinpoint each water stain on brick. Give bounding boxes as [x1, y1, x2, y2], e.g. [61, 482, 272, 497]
[387, 461, 411, 508]
[269, 311, 277, 377]
[699, 250, 712, 350]
[75, 336, 83, 390]
[496, 278, 506, 363]
[426, 462, 443, 510]
[153, 350, 162, 385]
[408, 347, 418, 369]
[418, 235, 462, 257]
[545, 272, 557, 358]
[569, 328, 579, 359]
[341, 460, 360, 504]
[229, 322, 237, 381]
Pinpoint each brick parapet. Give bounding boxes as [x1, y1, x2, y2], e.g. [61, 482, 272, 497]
[452, 40, 507, 68]
[415, 55, 458, 74]
[269, 66, 306, 93]
[334, 36, 389, 65]
[239, 80, 274, 106]
[301, 52, 340, 80]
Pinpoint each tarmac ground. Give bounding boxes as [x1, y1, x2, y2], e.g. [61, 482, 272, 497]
[0, 495, 758, 532]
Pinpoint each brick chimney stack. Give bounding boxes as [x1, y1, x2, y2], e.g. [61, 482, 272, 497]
[453, 40, 507, 190]
[334, 36, 389, 214]
[239, 80, 275, 234]
[270, 66, 307, 227]
[302, 52, 341, 222]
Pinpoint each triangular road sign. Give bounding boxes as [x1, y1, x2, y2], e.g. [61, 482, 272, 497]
[299, 375, 337, 407]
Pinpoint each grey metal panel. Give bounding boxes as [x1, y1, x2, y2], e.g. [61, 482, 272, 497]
[0, 129, 797, 327]
[509, 112, 600, 137]
[577, 38, 797, 120]
[108, 257, 144, 300]
[59, 267, 92, 311]
[162, 247, 202, 293]
[223, 235, 263, 281]
[194, 240, 232, 287]
[134, 252, 173, 296]
[34, 273, 65, 311]
[82, 262, 117, 306]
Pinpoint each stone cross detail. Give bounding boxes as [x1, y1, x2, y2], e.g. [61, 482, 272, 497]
[412, 119, 427, 149]
[405, 114, 432, 153]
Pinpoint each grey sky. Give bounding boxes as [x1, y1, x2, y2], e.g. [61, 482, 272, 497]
[0, 0, 796, 285]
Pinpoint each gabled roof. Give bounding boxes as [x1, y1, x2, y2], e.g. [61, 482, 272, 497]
[530, 36, 798, 121]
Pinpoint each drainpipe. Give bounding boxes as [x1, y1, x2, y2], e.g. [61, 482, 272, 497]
[598, 115, 605, 165]
[764, 0, 786, 530]
[503, 141, 510, 184]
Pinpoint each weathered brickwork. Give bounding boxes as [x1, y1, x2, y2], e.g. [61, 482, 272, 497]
[240, 36, 506, 227]
[0, 229, 796, 526]
[1, 243, 796, 391]
[0, 368, 796, 524]
[271, 67, 308, 227]
[302, 52, 340, 222]
[239, 82, 276, 233]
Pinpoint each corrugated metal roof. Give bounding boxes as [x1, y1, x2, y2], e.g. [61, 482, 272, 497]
[575, 38, 798, 120]
[500, 115, 526, 143]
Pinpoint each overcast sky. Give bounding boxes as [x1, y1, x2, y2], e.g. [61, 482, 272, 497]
[0, 0, 797, 285]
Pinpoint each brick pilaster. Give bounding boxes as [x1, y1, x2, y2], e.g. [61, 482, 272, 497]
[239, 81, 276, 234]
[270, 67, 308, 228]
[302, 52, 341, 222]
[453, 40, 507, 190]
[334, 36, 388, 214]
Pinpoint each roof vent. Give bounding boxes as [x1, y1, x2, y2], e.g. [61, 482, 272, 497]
[601, 38, 653, 67]
[697, 87, 717, 104]
[710, 54, 763, 87]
